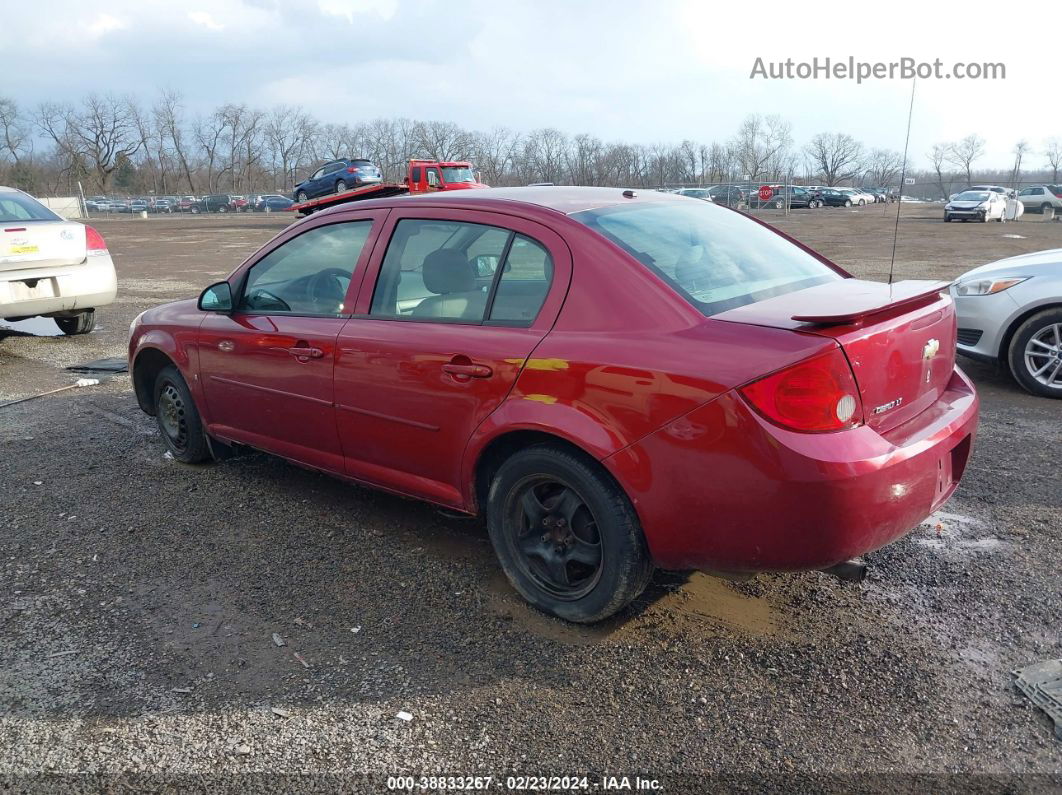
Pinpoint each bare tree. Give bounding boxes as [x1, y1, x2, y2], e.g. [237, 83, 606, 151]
[414, 120, 471, 162]
[156, 90, 196, 192]
[945, 134, 985, 187]
[729, 114, 792, 181]
[864, 149, 904, 189]
[36, 94, 144, 192]
[0, 97, 30, 167]
[928, 144, 952, 200]
[804, 133, 863, 186]
[1044, 137, 1062, 183]
[1010, 140, 1031, 188]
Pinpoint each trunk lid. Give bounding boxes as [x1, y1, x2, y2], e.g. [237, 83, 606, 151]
[0, 222, 88, 273]
[715, 279, 956, 433]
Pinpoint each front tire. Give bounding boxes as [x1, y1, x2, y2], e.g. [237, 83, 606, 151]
[944, 213, 952, 222]
[153, 365, 211, 462]
[844, 199, 852, 207]
[296, 191, 307, 203]
[1008, 309, 1062, 398]
[335, 180, 347, 194]
[55, 309, 96, 335]
[487, 445, 653, 623]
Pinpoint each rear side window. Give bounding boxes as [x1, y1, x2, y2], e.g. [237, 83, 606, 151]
[489, 236, 553, 324]
[572, 201, 840, 316]
[0, 192, 62, 223]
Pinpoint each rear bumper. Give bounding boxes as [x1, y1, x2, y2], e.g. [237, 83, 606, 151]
[604, 367, 979, 572]
[0, 256, 117, 318]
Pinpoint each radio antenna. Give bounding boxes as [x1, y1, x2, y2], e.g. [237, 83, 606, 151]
[888, 77, 917, 286]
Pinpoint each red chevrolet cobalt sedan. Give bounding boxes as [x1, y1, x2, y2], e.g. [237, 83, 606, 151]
[129, 187, 978, 622]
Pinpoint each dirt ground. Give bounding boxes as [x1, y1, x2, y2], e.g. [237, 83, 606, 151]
[1, 205, 1060, 791]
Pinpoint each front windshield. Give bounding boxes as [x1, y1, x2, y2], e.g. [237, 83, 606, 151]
[955, 192, 989, 201]
[441, 166, 475, 183]
[572, 201, 841, 316]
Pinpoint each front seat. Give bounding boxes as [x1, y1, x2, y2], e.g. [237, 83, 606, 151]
[412, 249, 487, 320]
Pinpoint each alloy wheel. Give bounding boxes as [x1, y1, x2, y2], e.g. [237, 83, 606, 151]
[1024, 323, 1062, 390]
[507, 476, 603, 600]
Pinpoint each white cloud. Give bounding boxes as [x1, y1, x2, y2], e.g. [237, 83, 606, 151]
[86, 13, 127, 38]
[318, 0, 397, 24]
[187, 11, 224, 31]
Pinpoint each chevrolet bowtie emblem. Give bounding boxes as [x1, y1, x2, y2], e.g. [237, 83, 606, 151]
[923, 338, 940, 360]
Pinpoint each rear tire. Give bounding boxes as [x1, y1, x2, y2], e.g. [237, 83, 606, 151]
[55, 310, 95, 335]
[153, 365, 211, 463]
[1007, 308, 1062, 399]
[1041, 203, 1051, 214]
[944, 213, 952, 222]
[487, 445, 653, 623]
[335, 180, 347, 194]
[844, 199, 852, 207]
[296, 191, 307, 203]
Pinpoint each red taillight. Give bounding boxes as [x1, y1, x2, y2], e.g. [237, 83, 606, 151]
[740, 348, 864, 433]
[85, 225, 108, 256]
[347, 166, 359, 173]
[1054, 192, 1062, 199]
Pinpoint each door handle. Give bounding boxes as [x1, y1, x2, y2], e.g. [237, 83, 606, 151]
[442, 362, 493, 379]
[284, 345, 324, 360]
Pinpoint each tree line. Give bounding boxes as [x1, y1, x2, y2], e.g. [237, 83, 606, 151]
[1, 91, 1059, 197]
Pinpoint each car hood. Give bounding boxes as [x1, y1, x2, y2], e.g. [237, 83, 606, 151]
[948, 201, 984, 209]
[958, 249, 1062, 280]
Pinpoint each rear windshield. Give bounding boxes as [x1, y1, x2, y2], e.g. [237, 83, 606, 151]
[571, 201, 841, 316]
[0, 192, 62, 223]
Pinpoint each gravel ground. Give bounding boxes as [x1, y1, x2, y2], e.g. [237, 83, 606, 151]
[1, 208, 1060, 792]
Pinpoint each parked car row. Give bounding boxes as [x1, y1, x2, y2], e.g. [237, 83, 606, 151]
[84, 194, 294, 214]
[671, 184, 892, 210]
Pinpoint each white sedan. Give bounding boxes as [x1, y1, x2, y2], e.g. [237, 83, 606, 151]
[944, 190, 1007, 223]
[953, 249, 1062, 398]
[0, 187, 116, 334]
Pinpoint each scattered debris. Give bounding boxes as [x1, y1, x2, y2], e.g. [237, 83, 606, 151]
[32, 481, 42, 486]
[293, 651, 310, 669]
[396, 711, 413, 722]
[45, 650, 77, 659]
[172, 687, 192, 694]
[163, 451, 174, 460]
[1002, 234, 1026, 239]
[271, 633, 285, 647]
[350, 625, 362, 634]
[233, 744, 251, 756]
[270, 707, 291, 718]
[192, 622, 201, 629]
[1013, 659, 1062, 739]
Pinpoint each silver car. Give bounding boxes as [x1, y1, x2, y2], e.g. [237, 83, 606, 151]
[952, 249, 1062, 398]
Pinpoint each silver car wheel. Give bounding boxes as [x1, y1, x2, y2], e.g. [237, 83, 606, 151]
[1025, 323, 1062, 389]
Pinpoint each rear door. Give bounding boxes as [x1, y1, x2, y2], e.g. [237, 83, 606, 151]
[197, 210, 387, 473]
[334, 208, 571, 507]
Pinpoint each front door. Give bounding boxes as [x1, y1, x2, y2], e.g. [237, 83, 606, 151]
[198, 212, 385, 473]
[334, 209, 570, 507]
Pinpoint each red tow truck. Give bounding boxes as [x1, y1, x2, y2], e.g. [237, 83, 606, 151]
[289, 158, 488, 215]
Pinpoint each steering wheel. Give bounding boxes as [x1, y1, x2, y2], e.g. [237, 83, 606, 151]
[304, 268, 351, 312]
[245, 288, 291, 312]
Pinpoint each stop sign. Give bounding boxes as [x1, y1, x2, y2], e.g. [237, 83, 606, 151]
[758, 185, 774, 201]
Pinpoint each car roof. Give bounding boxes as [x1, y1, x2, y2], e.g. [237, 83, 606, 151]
[390, 185, 690, 215]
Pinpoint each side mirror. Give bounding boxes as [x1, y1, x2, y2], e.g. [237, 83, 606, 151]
[198, 281, 233, 312]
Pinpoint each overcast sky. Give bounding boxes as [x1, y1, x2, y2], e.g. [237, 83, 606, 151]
[7, 0, 1057, 170]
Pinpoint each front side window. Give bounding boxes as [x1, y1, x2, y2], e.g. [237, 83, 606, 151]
[238, 221, 371, 316]
[572, 201, 841, 316]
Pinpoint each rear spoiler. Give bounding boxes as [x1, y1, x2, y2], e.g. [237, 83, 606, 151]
[791, 280, 952, 325]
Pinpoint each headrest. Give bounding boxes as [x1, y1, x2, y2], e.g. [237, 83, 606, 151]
[423, 249, 475, 294]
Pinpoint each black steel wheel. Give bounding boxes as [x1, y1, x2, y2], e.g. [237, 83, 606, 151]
[487, 445, 653, 623]
[153, 365, 211, 463]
